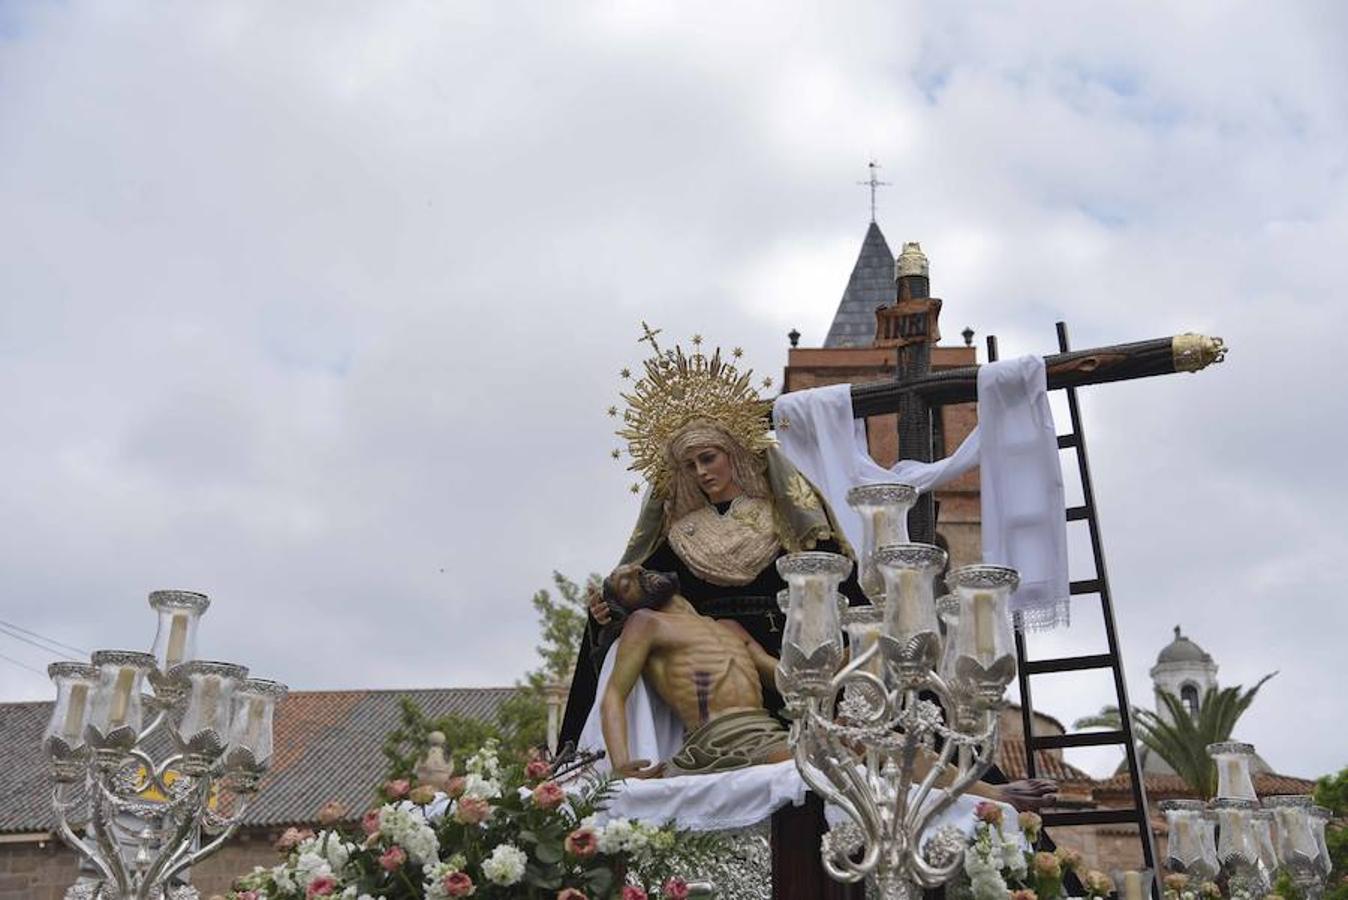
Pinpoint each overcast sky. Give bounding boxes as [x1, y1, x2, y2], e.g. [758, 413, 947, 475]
[1, 1, 1344, 781]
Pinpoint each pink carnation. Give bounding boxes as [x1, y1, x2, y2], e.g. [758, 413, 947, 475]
[662, 878, 690, 900]
[274, 827, 314, 852]
[622, 888, 648, 900]
[379, 845, 407, 872]
[532, 781, 566, 810]
[384, 778, 410, 799]
[442, 871, 476, 897]
[557, 890, 588, 900]
[361, 809, 381, 836]
[306, 877, 337, 898]
[526, 758, 553, 781]
[237, 893, 260, 900]
[1011, 891, 1038, 900]
[446, 776, 467, 799]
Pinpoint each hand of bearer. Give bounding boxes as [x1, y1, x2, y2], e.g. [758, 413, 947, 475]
[587, 585, 612, 625]
[999, 778, 1058, 812]
[613, 758, 665, 780]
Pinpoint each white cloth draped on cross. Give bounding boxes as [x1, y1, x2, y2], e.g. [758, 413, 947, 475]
[771, 355, 1071, 631]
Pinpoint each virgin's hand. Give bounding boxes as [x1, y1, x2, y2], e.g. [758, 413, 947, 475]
[587, 587, 612, 625]
[614, 759, 664, 780]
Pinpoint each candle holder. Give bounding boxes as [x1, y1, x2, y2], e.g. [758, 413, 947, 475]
[846, 483, 918, 602]
[1158, 800, 1219, 880]
[776, 542, 1015, 900]
[940, 565, 1018, 711]
[1110, 868, 1155, 900]
[1208, 742, 1258, 801]
[1265, 795, 1325, 899]
[43, 590, 281, 900]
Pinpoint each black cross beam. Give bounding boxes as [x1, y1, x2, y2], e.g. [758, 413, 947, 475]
[853, 329, 1226, 542]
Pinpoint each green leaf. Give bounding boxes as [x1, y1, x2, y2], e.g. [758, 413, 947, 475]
[535, 841, 564, 865]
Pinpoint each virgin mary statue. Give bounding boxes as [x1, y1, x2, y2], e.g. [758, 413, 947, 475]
[557, 330, 864, 749]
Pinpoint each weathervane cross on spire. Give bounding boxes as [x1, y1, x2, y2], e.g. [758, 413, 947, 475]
[857, 159, 891, 223]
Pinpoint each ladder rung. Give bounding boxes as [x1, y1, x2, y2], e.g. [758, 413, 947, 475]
[1057, 433, 1080, 449]
[1066, 505, 1090, 521]
[1070, 578, 1103, 595]
[1023, 654, 1115, 675]
[1043, 808, 1146, 828]
[1031, 730, 1127, 750]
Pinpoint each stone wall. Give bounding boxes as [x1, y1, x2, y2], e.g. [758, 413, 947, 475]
[0, 828, 285, 900]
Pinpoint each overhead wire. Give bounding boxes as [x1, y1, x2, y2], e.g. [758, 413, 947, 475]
[0, 617, 88, 657]
[0, 650, 48, 678]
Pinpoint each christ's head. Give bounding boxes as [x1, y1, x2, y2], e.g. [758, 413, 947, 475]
[602, 564, 679, 617]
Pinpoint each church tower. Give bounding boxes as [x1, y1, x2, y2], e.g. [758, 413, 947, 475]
[780, 222, 983, 568]
[1149, 625, 1219, 724]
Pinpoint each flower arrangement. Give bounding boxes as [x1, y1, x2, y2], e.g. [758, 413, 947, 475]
[952, 803, 1114, 900]
[224, 739, 719, 900]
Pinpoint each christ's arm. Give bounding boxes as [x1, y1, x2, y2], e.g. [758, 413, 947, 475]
[599, 611, 665, 779]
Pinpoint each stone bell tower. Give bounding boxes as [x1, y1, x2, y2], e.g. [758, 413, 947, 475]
[780, 224, 983, 569]
[1149, 625, 1219, 724]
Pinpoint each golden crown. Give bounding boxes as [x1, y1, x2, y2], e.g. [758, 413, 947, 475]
[610, 322, 774, 496]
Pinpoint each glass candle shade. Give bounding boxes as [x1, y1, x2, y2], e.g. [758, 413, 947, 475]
[1309, 806, 1332, 877]
[1212, 798, 1262, 873]
[45, 662, 100, 749]
[874, 543, 946, 678]
[1159, 800, 1219, 880]
[775, 552, 852, 700]
[88, 651, 156, 736]
[1264, 795, 1321, 873]
[940, 565, 1018, 699]
[148, 591, 210, 671]
[840, 605, 885, 682]
[1251, 810, 1280, 875]
[173, 661, 247, 744]
[845, 483, 917, 603]
[1110, 869, 1154, 900]
[227, 679, 288, 765]
[1209, 742, 1258, 801]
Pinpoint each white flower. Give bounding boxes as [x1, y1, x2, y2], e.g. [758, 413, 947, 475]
[461, 772, 501, 800]
[377, 803, 440, 864]
[465, 739, 502, 780]
[481, 843, 528, 886]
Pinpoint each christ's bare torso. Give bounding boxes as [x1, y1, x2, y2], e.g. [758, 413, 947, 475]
[637, 610, 764, 730]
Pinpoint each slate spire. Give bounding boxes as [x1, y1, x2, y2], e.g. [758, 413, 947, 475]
[823, 221, 896, 347]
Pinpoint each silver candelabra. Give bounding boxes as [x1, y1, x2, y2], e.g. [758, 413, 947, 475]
[774, 483, 1019, 900]
[43, 591, 286, 900]
[1160, 742, 1334, 900]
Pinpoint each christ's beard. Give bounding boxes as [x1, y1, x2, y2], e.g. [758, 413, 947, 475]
[605, 570, 680, 621]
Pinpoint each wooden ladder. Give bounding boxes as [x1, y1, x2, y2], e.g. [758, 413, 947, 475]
[988, 322, 1159, 883]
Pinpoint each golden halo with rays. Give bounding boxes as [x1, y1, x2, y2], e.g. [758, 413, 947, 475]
[611, 326, 773, 498]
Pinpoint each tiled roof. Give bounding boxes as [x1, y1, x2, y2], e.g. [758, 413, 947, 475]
[996, 737, 1097, 784]
[824, 221, 895, 347]
[0, 687, 517, 833]
[1092, 771, 1319, 799]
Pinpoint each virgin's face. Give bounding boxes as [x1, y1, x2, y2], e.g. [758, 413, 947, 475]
[681, 444, 740, 503]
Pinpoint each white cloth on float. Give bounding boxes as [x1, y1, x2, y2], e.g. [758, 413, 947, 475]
[771, 355, 1070, 630]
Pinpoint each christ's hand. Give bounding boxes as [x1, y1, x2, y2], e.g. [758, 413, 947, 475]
[614, 758, 664, 780]
[999, 778, 1058, 812]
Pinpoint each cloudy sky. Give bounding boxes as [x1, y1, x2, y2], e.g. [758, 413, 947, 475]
[1, 1, 1344, 780]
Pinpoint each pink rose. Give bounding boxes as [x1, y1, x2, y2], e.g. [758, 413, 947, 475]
[442, 871, 476, 897]
[526, 758, 553, 781]
[1018, 811, 1042, 838]
[532, 781, 566, 810]
[446, 776, 467, 799]
[662, 878, 690, 900]
[557, 890, 589, 900]
[317, 800, 346, 826]
[384, 778, 410, 799]
[455, 796, 492, 825]
[274, 827, 314, 851]
[306, 877, 337, 898]
[1054, 846, 1082, 871]
[361, 809, 381, 836]
[237, 893, 260, 900]
[974, 801, 1004, 829]
[1011, 891, 1038, 900]
[409, 784, 438, 805]
[622, 888, 649, 900]
[1164, 874, 1190, 893]
[1032, 851, 1061, 879]
[564, 827, 598, 859]
[379, 845, 407, 872]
